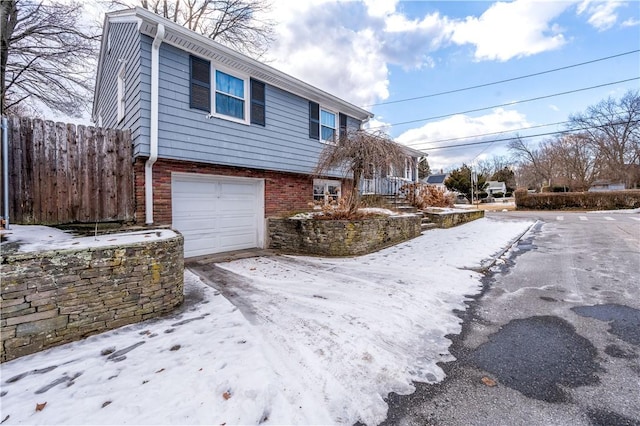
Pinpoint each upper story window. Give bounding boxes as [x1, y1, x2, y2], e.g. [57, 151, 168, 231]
[215, 70, 245, 120]
[190, 55, 257, 125]
[309, 101, 341, 143]
[321, 110, 336, 142]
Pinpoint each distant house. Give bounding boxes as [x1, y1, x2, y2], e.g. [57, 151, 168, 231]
[422, 173, 449, 190]
[92, 7, 374, 257]
[588, 180, 626, 192]
[486, 181, 507, 196]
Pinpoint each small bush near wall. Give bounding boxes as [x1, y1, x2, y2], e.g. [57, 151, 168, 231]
[268, 215, 421, 256]
[1, 231, 184, 362]
[515, 189, 640, 210]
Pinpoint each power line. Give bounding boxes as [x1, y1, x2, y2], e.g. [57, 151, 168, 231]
[363, 49, 640, 108]
[366, 77, 640, 130]
[416, 119, 640, 152]
[422, 120, 571, 145]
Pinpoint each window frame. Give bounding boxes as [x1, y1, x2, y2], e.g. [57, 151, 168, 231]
[320, 108, 337, 143]
[212, 67, 250, 124]
[313, 179, 342, 205]
[309, 102, 344, 143]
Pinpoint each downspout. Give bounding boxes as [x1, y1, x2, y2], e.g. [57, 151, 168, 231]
[145, 23, 165, 225]
[2, 116, 9, 229]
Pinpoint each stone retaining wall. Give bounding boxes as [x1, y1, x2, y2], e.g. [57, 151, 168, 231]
[268, 215, 421, 256]
[1, 232, 184, 362]
[423, 209, 485, 228]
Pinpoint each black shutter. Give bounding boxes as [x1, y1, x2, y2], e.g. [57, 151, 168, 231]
[339, 113, 348, 138]
[250, 79, 266, 126]
[309, 101, 320, 139]
[190, 56, 210, 111]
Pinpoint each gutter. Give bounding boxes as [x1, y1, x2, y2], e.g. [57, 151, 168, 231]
[145, 23, 165, 225]
[1, 116, 9, 229]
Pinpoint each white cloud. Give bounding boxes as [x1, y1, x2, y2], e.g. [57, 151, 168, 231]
[450, 0, 571, 61]
[577, 0, 624, 31]
[363, 0, 398, 18]
[621, 17, 640, 27]
[395, 108, 531, 170]
[267, 2, 389, 106]
[266, 1, 454, 105]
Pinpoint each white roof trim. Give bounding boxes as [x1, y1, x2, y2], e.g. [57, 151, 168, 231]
[93, 7, 373, 121]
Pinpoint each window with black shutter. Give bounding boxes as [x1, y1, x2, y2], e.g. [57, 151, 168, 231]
[309, 101, 320, 139]
[250, 79, 266, 126]
[190, 56, 210, 111]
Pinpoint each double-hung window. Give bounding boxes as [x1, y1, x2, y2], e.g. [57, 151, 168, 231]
[190, 55, 258, 125]
[215, 70, 245, 120]
[309, 101, 339, 143]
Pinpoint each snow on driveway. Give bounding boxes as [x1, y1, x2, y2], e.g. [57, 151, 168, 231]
[0, 218, 533, 425]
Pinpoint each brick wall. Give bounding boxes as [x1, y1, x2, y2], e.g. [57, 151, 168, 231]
[134, 158, 340, 225]
[1, 233, 184, 362]
[268, 215, 422, 256]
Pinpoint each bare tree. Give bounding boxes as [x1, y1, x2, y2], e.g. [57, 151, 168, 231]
[569, 90, 640, 188]
[548, 134, 597, 191]
[315, 130, 411, 215]
[1, 0, 99, 116]
[509, 136, 556, 189]
[107, 0, 275, 58]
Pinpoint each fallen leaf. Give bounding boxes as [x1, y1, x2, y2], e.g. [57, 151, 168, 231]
[481, 376, 497, 387]
[222, 391, 231, 400]
[249, 267, 256, 271]
[35, 402, 47, 412]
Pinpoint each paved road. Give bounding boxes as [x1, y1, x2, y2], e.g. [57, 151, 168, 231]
[383, 210, 640, 426]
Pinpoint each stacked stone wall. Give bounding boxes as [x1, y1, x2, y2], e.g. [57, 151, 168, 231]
[1, 234, 184, 362]
[268, 215, 421, 256]
[423, 210, 485, 228]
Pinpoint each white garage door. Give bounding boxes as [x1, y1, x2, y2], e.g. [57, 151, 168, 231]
[172, 173, 264, 258]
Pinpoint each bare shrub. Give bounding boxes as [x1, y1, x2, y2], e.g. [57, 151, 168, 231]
[400, 183, 454, 209]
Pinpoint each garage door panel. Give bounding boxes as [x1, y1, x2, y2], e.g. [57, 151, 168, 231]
[172, 174, 264, 257]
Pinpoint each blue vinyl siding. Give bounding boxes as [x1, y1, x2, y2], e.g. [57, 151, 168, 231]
[94, 23, 150, 155]
[109, 38, 363, 176]
[147, 43, 358, 175]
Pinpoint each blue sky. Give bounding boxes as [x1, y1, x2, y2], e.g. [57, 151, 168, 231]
[265, 0, 640, 172]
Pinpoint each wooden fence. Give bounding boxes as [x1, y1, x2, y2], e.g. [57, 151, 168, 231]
[3, 116, 134, 225]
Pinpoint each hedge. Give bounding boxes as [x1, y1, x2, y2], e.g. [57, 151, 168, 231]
[514, 189, 640, 210]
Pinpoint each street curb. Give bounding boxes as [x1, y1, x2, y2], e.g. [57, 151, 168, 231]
[478, 220, 540, 272]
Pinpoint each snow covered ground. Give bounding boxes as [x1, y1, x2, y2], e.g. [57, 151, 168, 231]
[0, 218, 534, 425]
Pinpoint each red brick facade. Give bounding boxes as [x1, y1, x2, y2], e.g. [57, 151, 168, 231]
[133, 158, 337, 225]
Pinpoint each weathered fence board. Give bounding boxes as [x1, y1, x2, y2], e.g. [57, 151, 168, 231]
[4, 116, 134, 225]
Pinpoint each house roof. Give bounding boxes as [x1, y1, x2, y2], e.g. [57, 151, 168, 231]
[424, 174, 448, 184]
[486, 181, 506, 189]
[400, 144, 428, 158]
[92, 7, 374, 122]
